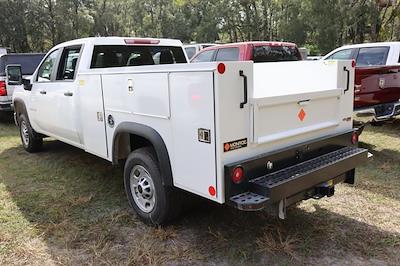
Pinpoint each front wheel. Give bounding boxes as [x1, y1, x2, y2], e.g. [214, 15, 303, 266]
[124, 147, 181, 225]
[19, 113, 43, 153]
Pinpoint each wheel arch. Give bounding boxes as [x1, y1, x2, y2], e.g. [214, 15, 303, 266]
[112, 122, 173, 186]
[13, 98, 28, 126]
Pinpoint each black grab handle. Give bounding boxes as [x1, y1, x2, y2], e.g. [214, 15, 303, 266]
[343, 66, 350, 94]
[239, 70, 248, 108]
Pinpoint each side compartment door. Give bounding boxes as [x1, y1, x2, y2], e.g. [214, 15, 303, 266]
[78, 73, 108, 159]
[169, 71, 217, 200]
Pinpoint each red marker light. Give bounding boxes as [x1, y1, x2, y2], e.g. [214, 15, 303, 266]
[208, 186, 216, 196]
[351, 131, 359, 144]
[352, 60, 356, 68]
[217, 63, 226, 74]
[231, 166, 244, 184]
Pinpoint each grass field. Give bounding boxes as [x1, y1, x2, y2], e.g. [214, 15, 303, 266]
[0, 114, 399, 265]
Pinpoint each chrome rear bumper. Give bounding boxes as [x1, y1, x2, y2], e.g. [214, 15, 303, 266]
[354, 101, 400, 122]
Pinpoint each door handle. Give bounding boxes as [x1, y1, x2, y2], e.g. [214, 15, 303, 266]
[343, 66, 350, 94]
[40, 91, 47, 95]
[64, 92, 73, 97]
[239, 70, 248, 109]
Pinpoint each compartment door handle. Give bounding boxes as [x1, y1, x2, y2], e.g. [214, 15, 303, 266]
[344, 66, 350, 94]
[239, 70, 248, 109]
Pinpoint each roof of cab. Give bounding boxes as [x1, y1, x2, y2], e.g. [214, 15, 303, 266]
[51, 37, 183, 50]
[333, 41, 400, 50]
[198, 41, 297, 51]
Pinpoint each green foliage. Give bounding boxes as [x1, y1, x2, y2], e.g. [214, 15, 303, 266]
[0, 0, 399, 54]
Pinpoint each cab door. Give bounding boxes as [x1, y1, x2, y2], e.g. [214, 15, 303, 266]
[30, 48, 62, 133]
[30, 46, 82, 145]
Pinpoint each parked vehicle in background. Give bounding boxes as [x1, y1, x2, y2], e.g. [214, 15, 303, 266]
[191, 41, 302, 63]
[323, 42, 400, 123]
[0, 47, 7, 56]
[298, 47, 308, 60]
[183, 43, 218, 59]
[307, 56, 322, 61]
[0, 53, 45, 112]
[12, 37, 369, 225]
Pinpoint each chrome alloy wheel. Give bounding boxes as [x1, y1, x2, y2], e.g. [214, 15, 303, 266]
[130, 165, 156, 213]
[20, 120, 29, 146]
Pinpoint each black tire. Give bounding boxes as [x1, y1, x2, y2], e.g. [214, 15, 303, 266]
[124, 147, 181, 225]
[18, 113, 43, 152]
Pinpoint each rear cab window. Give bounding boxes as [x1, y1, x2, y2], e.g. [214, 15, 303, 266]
[253, 45, 301, 62]
[356, 47, 389, 66]
[91, 45, 187, 68]
[215, 47, 239, 61]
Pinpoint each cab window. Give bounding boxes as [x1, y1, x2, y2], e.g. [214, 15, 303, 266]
[90, 45, 186, 68]
[57, 46, 81, 80]
[253, 45, 301, 62]
[191, 50, 215, 63]
[36, 49, 60, 82]
[326, 49, 354, 60]
[215, 48, 239, 61]
[356, 47, 389, 66]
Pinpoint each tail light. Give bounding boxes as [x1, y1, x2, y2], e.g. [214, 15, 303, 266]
[351, 131, 359, 144]
[231, 166, 244, 184]
[0, 81, 7, 96]
[352, 59, 356, 68]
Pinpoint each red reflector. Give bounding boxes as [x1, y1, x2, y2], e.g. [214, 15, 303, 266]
[0, 81, 7, 96]
[124, 38, 160, 45]
[208, 186, 216, 196]
[352, 60, 356, 68]
[352, 132, 359, 144]
[217, 63, 226, 74]
[231, 166, 244, 184]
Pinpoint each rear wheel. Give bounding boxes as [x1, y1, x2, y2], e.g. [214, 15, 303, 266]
[124, 147, 181, 225]
[19, 113, 43, 152]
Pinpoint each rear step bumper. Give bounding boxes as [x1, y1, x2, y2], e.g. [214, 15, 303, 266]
[229, 146, 369, 211]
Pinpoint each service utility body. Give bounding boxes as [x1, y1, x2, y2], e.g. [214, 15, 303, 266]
[11, 37, 371, 225]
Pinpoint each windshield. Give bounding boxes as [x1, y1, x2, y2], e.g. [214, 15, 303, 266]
[253, 45, 301, 63]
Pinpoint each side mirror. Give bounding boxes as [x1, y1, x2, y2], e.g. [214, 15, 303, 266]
[5, 64, 22, 85]
[22, 78, 32, 91]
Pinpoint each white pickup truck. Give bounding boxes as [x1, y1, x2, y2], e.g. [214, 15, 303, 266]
[11, 37, 370, 225]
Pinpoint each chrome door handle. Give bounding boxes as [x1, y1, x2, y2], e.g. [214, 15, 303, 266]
[64, 92, 73, 97]
[40, 91, 47, 95]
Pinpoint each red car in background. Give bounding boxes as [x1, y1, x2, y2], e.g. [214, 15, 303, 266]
[190, 41, 302, 63]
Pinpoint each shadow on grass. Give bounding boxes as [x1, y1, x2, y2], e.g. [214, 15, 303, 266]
[0, 111, 14, 124]
[0, 139, 399, 264]
[362, 119, 400, 139]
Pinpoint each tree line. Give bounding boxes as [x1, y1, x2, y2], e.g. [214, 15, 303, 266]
[0, 0, 399, 55]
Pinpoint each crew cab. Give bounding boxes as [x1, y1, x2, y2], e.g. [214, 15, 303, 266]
[191, 41, 302, 63]
[323, 42, 400, 122]
[12, 37, 370, 225]
[0, 53, 45, 112]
